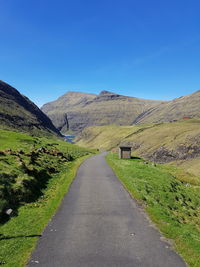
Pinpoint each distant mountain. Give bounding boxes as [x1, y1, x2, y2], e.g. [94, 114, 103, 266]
[41, 90, 163, 133]
[42, 89, 200, 133]
[133, 90, 200, 124]
[41, 91, 97, 133]
[0, 80, 61, 136]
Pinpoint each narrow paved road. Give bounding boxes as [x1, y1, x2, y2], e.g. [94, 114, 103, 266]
[29, 153, 186, 267]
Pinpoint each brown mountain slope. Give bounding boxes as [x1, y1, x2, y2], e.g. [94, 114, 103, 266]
[134, 90, 200, 124]
[42, 91, 97, 132]
[41, 90, 163, 133]
[42, 89, 200, 133]
[0, 80, 61, 137]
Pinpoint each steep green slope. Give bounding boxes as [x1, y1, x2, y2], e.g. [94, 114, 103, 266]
[41, 90, 163, 133]
[0, 129, 91, 219]
[0, 81, 61, 137]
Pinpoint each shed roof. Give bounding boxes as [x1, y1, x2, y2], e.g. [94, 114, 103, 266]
[119, 145, 132, 149]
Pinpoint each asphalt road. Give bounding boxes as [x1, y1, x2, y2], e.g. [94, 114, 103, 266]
[28, 153, 186, 267]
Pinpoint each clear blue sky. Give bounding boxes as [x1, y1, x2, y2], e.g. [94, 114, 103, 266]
[1, 0, 200, 107]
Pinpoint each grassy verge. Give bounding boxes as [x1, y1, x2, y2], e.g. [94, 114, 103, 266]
[0, 154, 91, 266]
[106, 153, 200, 267]
[0, 129, 92, 218]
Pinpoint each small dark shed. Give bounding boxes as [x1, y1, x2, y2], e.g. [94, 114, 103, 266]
[119, 146, 132, 159]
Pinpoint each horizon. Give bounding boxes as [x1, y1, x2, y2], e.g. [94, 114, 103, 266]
[1, 0, 200, 107]
[2, 79, 200, 108]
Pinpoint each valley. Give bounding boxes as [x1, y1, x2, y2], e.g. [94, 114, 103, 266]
[1, 2, 200, 266]
[0, 81, 199, 267]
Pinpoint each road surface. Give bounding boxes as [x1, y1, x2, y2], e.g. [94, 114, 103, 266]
[29, 153, 186, 267]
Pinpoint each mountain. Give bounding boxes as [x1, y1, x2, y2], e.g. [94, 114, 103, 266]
[41, 90, 163, 133]
[41, 91, 97, 133]
[42, 89, 200, 134]
[0, 80, 61, 136]
[134, 90, 200, 124]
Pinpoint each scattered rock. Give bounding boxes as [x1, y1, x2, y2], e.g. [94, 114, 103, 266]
[5, 209, 13, 216]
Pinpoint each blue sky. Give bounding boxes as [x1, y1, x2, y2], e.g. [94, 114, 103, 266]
[0, 0, 200, 107]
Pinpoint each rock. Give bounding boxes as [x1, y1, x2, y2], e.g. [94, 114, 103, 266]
[5, 208, 13, 215]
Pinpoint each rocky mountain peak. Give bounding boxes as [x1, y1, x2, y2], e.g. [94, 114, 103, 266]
[99, 90, 116, 95]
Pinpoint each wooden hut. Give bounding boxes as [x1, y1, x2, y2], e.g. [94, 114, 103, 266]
[119, 145, 132, 159]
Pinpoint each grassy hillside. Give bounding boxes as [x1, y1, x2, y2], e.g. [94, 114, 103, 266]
[76, 119, 200, 178]
[106, 153, 200, 267]
[174, 158, 200, 177]
[0, 80, 61, 137]
[42, 90, 163, 133]
[76, 124, 142, 149]
[0, 129, 93, 266]
[0, 129, 91, 219]
[77, 118, 199, 158]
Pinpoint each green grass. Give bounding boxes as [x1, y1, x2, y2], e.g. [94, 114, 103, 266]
[0, 129, 94, 266]
[106, 153, 200, 267]
[0, 155, 90, 266]
[0, 129, 92, 217]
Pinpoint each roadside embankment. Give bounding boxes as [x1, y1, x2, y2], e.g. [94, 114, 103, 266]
[0, 129, 93, 266]
[106, 153, 200, 267]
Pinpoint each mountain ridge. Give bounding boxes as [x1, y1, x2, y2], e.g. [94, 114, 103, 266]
[41, 90, 164, 133]
[41, 88, 200, 134]
[0, 80, 61, 137]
